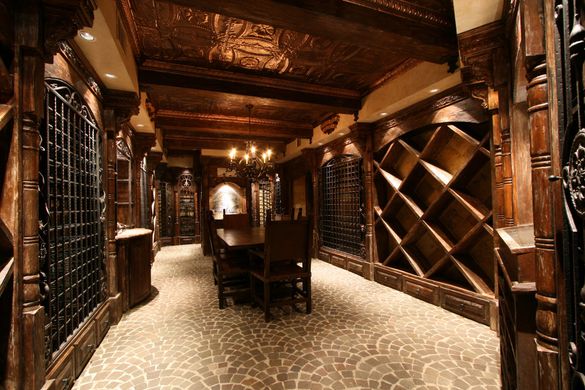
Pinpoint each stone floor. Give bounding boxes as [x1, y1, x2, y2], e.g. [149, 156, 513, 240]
[73, 244, 500, 390]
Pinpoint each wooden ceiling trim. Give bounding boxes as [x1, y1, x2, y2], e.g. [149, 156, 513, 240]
[161, 0, 457, 63]
[157, 111, 313, 139]
[141, 60, 361, 99]
[164, 134, 287, 153]
[117, 0, 141, 58]
[139, 65, 361, 113]
[163, 127, 297, 142]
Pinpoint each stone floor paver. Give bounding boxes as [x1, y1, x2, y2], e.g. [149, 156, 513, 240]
[73, 244, 500, 389]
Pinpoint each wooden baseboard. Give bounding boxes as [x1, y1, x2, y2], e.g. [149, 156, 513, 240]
[45, 299, 113, 390]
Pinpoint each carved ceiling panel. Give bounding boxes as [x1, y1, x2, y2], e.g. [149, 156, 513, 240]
[131, 1, 406, 91]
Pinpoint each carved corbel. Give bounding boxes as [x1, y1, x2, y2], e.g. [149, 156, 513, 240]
[458, 21, 507, 108]
[103, 89, 140, 131]
[134, 132, 156, 161]
[42, 0, 96, 62]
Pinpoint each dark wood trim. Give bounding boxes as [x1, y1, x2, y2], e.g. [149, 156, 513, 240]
[373, 86, 488, 150]
[42, 0, 97, 61]
[156, 110, 313, 140]
[139, 62, 361, 114]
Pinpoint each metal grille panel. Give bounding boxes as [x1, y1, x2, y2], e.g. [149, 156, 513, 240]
[319, 155, 364, 257]
[41, 79, 104, 362]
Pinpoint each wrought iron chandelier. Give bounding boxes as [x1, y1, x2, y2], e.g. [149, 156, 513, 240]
[226, 104, 274, 181]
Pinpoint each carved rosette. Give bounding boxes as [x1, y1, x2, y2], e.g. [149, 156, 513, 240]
[320, 114, 340, 135]
[563, 129, 585, 217]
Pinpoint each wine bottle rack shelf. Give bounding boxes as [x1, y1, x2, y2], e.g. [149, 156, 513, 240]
[374, 122, 494, 324]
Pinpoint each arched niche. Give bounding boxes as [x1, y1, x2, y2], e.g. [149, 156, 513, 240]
[209, 182, 246, 219]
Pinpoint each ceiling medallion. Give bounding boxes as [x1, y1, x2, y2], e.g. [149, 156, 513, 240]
[226, 104, 275, 181]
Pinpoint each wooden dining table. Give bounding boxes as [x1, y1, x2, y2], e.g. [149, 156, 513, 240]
[215, 227, 265, 249]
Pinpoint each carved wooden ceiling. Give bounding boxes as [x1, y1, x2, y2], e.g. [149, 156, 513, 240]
[120, 0, 457, 153]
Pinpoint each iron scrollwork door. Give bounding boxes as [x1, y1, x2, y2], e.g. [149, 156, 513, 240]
[557, 0, 585, 387]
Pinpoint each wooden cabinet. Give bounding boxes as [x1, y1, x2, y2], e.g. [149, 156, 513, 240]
[373, 122, 496, 326]
[116, 228, 153, 312]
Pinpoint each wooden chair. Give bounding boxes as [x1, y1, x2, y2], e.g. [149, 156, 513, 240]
[207, 211, 249, 309]
[223, 209, 249, 229]
[295, 207, 303, 220]
[249, 218, 312, 322]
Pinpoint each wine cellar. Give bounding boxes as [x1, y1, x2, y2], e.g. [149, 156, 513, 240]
[1, 0, 581, 388]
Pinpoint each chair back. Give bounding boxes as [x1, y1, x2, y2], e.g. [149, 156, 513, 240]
[206, 210, 219, 257]
[264, 219, 311, 267]
[223, 209, 249, 229]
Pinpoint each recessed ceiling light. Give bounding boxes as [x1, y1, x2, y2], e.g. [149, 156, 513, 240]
[79, 31, 95, 41]
[104, 73, 117, 79]
[136, 124, 144, 128]
[339, 132, 345, 136]
[380, 112, 388, 116]
[430, 88, 440, 93]
[318, 142, 323, 146]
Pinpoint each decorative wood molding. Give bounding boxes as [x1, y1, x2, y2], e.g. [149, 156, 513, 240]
[103, 89, 140, 127]
[458, 21, 507, 108]
[371, 85, 488, 149]
[345, 0, 453, 27]
[58, 41, 103, 99]
[116, 0, 141, 58]
[42, 0, 97, 61]
[319, 114, 341, 135]
[157, 110, 311, 130]
[133, 132, 156, 160]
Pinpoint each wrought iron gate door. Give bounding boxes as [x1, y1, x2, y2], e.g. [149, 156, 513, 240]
[557, 0, 585, 387]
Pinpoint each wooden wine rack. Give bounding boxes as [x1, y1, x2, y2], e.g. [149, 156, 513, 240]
[373, 122, 495, 325]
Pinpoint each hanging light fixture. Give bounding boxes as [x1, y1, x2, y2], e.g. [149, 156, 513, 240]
[226, 104, 274, 181]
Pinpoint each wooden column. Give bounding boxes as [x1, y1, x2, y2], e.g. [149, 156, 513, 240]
[146, 151, 162, 255]
[4, 1, 97, 388]
[524, 0, 561, 387]
[301, 148, 319, 258]
[133, 132, 156, 227]
[14, 3, 45, 387]
[103, 90, 139, 321]
[459, 21, 511, 229]
[350, 122, 375, 279]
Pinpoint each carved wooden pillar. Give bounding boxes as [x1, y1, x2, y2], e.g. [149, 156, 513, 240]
[301, 148, 319, 258]
[5, 1, 97, 388]
[103, 90, 139, 320]
[350, 122, 375, 279]
[459, 21, 511, 228]
[14, 4, 45, 387]
[524, 0, 561, 387]
[133, 132, 155, 228]
[146, 151, 162, 255]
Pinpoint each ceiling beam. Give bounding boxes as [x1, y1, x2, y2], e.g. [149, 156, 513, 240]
[139, 61, 361, 114]
[157, 110, 314, 139]
[163, 0, 457, 63]
[164, 132, 287, 154]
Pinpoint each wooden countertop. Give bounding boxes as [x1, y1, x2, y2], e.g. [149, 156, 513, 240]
[115, 228, 153, 240]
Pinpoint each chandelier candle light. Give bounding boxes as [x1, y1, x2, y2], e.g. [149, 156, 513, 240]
[227, 104, 274, 180]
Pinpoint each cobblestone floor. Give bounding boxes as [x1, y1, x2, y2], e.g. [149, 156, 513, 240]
[73, 244, 500, 390]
